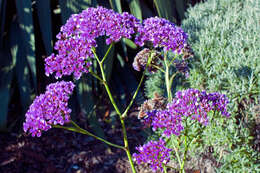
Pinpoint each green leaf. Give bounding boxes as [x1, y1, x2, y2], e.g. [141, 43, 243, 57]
[153, 0, 177, 22]
[76, 76, 106, 140]
[0, 0, 7, 47]
[109, 0, 122, 13]
[10, 19, 34, 113]
[0, 49, 14, 130]
[175, 0, 185, 20]
[59, 0, 97, 24]
[15, 0, 37, 90]
[128, 0, 142, 21]
[124, 38, 137, 49]
[35, 0, 53, 55]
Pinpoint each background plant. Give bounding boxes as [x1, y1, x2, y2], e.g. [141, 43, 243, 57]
[179, 0, 260, 172]
[144, 0, 260, 172]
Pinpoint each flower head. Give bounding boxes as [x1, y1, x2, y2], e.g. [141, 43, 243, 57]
[135, 17, 188, 53]
[45, 6, 141, 79]
[133, 139, 172, 172]
[132, 48, 163, 73]
[23, 81, 75, 137]
[142, 89, 230, 137]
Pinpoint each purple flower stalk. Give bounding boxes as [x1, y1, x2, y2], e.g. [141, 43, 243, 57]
[45, 6, 141, 79]
[23, 81, 75, 137]
[143, 89, 230, 137]
[133, 138, 172, 172]
[135, 17, 188, 53]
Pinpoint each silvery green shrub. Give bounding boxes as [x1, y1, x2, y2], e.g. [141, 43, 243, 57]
[179, 0, 260, 172]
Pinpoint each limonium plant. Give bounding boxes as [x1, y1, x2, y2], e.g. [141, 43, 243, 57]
[23, 6, 230, 173]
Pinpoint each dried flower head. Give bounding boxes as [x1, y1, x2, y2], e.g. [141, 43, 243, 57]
[181, 43, 194, 60]
[173, 59, 189, 78]
[132, 48, 162, 73]
[138, 93, 167, 119]
[23, 81, 75, 137]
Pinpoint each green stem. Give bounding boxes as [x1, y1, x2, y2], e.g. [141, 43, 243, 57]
[165, 165, 177, 170]
[89, 69, 104, 83]
[53, 122, 125, 150]
[101, 43, 114, 64]
[163, 164, 168, 173]
[164, 51, 172, 101]
[180, 135, 188, 173]
[91, 48, 136, 173]
[171, 136, 182, 170]
[169, 72, 178, 91]
[151, 64, 165, 73]
[122, 52, 153, 118]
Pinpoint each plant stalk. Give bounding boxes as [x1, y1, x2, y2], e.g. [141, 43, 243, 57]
[92, 48, 137, 173]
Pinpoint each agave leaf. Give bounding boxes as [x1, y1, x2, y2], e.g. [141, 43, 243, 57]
[76, 76, 106, 140]
[128, 0, 142, 21]
[0, 0, 7, 47]
[153, 0, 177, 22]
[59, 0, 97, 24]
[35, 0, 53, 55]
[175, 0, 185, 20]
[10, 19, 34, 113]
[109, 0, 122, 13]
[0, 49, 14, 130]
[15, 0, 37, 90]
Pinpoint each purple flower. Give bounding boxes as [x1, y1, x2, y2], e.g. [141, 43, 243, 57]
[133, 139, 172, 172]
[45, 6, 141, 79]
[135, 17, 188, 53]
[23, 81, 75, 137]
[143, 89, 230, 137]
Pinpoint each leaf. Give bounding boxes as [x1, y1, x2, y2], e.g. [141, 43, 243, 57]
[124, 38, 137, 49]
[9, 19, 34, 113]
[128, 0, 142, 21]
[59, 0, 97, 24]
[109, 0, 122, 13]
[35, 0, 53, 55]
[0, 49, 14, 130]
[76, 76, 106, 140]
[15, 0, 37, 89]
[0, 0, 7, 47]
[175, 0, 185, 20]
[153, 0, 177, 22]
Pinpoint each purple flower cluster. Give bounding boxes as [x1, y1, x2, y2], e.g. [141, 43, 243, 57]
[45, 6, 141, 79]
[23, 81, 75, 137]
[133, 138, 172, 172]
[143, 89, 230, 137]
[135, 17, 188, 53]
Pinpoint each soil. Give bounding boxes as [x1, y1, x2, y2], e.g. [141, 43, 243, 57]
[0, 109, 172, 173]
